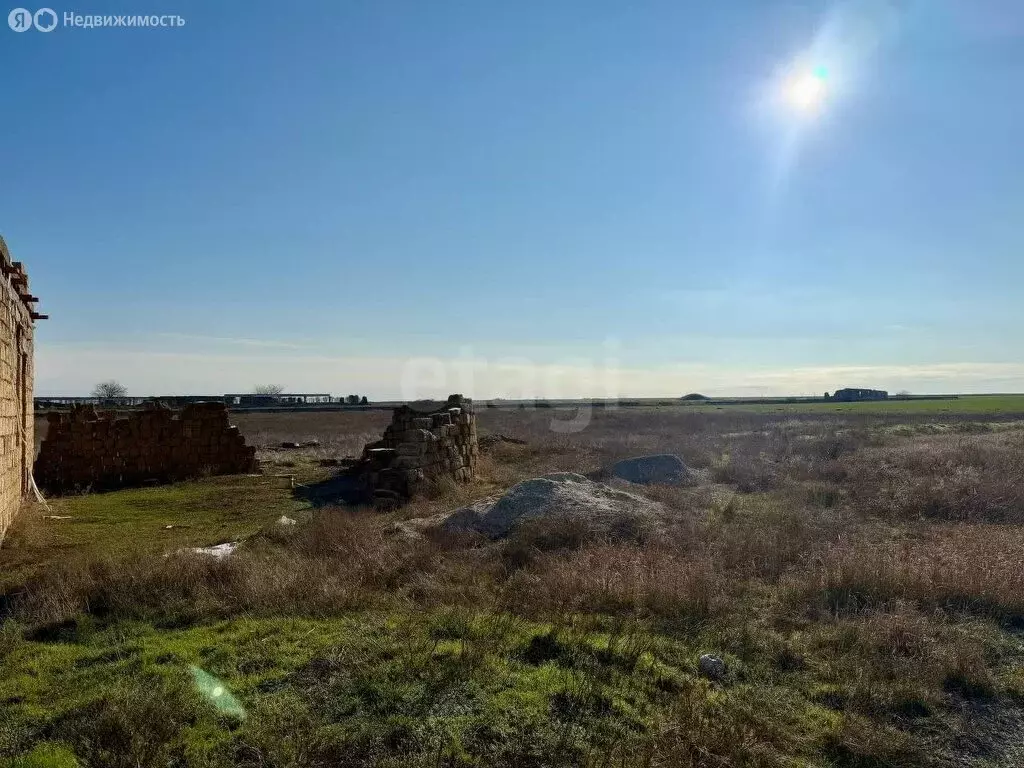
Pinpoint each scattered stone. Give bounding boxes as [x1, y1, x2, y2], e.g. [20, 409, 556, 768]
[698, 654, 726, 681]
[439, 473, 665, 539]
[277, 515, 297, 526]
[610, 454, 692, 486]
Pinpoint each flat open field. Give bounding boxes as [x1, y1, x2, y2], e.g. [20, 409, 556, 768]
[6, 405, 1024, 767]
[676, 394, 1024, 415]
[30, 394, 1024, 452]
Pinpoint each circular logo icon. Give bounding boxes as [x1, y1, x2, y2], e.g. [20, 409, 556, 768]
[8, 7, 33, 31]
[34, 7, 57, 31]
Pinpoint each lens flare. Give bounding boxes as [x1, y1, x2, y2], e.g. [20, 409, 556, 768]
[190, 666, 246, 720]
[783, 67, 829, 114]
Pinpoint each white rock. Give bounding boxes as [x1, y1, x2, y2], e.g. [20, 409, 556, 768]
[277, 515, 297, 526]
[698, 654, 726, 681]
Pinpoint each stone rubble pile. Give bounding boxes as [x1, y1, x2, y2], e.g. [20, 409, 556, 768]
[359, 394, 479, 500]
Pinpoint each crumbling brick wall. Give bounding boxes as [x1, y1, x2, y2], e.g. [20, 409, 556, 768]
[34, 401, 258, 494]
[0, 237, 38, 542]
[360, 394, 478, 500]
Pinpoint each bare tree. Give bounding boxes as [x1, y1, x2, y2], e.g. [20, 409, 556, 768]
[91, 380, 127, 402]
[252, 384, 284, 396]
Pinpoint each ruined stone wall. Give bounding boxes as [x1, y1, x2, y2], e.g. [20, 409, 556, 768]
[0, 238, 37, 542]
[34, 402, 258, 494]
[361, 394, 478, 500]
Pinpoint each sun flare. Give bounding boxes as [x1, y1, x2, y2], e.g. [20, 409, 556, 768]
[783, 67, 829, 115]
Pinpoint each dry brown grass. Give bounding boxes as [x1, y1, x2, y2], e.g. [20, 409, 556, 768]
[840, 433, 1024, 522]
[18, 411, 1024, 630]
[13, 512, 433, 627]
[796, 523, 1024, 619]
[504, 541, 725, 621]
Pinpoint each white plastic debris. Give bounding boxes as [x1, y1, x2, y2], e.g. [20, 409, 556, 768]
[186, 542, 239, 559]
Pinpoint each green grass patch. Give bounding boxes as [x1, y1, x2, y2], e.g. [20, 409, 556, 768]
[7, 604, 1010, 766]
[0, 611, 869, 767]
[0, 475, 309, 593]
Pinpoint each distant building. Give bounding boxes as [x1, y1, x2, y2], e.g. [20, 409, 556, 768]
[828, 388, 888, 402]
[223, 393, 332, 406]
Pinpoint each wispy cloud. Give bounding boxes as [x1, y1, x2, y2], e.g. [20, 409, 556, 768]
[156, 333, 312, 350]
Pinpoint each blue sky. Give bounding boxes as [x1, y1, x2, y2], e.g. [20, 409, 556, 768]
[3, 0, 1023, 398]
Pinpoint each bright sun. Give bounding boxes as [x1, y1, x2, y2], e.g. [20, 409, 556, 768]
[783, 67, 829, 114]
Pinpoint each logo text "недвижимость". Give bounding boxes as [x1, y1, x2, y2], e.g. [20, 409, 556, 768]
[8, 8, 185, 31]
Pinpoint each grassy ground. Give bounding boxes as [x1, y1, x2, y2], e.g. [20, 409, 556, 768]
[0, 474, 309, 596]
[5, 406, 1024, 766]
